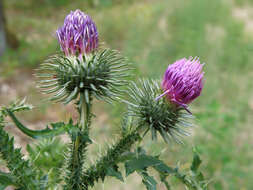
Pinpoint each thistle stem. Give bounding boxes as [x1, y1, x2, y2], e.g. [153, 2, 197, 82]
[80, 97, 86, 130]
[82, 128, 141, 189]
[65, 93, 92, 189]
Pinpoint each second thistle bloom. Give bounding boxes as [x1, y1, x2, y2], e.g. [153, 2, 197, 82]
[56, 10, 98, 56]
[156, 57, 204, 110]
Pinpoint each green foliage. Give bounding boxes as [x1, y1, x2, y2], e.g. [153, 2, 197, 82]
[7, 111, 74, 139]
[1, 99, 75, 139]
[191, 151, 202, 172]
[82, 131, 141, 187]
[173, 152, 208, 190]
[27, 138, 66, 171]
[140, 171, 157, 190]
[0, 126, 39, 189]
[106, 166, 124, 182]
[27, 138, 67, 189]
[0, 101, 41, 189]
[124, 154, 174, 176]
[0, 97, 208, 189]
[64, 129, 91, 190]
[63, 95, 93, 190]
[117, 148, 208, 190]
[0, 171, 17, 189]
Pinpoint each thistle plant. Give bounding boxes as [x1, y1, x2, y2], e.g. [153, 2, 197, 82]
[0, 10, 208, 190]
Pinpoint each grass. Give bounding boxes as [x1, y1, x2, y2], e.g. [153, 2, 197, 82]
[1, 0, 253, 189]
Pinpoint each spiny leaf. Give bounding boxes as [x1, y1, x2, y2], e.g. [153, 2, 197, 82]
[0, 171, 17, 188]
[1, 98, 33, 115]
[106, 166, 124, 182]
[160, 174, 171, 190]
[82, 132, 140, 187]
[140, 171, 157, 190]
[125, 154, 175, 176]
[6, 110, 74, 139]
[0, 126, 39, 189]
[191, 152, 202, 173]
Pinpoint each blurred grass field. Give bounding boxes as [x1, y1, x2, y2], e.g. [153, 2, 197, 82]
[1, 0, 253, 189]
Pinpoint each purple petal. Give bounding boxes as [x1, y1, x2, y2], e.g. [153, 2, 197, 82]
[159, 57, 205, 108]
[56, 10, 99, 56]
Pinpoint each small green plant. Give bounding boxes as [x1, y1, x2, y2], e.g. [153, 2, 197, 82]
[0, 10, 208, 190]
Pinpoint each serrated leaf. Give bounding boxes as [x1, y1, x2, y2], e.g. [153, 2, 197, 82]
[39, 174, 49, 189]
[160, 174, 171, 190]
[118, 151, 136, 162]
[80, 131, 92, 144]
[0, 171, 17, 188]
[26, 144, 34, 155]
[125, 154, 175, 176]
[195, 172, 204, 182]
[191, 152, 202, 172]
[2, 98, 33, 115]
[136, 146, 146, 155]
[106, 166, 124, 182]
[6, 110, 74, 139]
[153, 161, 175, 175]
[140, 172, 157, 190]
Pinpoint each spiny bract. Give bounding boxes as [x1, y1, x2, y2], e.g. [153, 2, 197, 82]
[36, 49, 129, 104]
[127, 79, 194, 144]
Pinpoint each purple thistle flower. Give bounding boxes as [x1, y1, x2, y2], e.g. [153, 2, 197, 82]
[56, 10, 98, 56]
[156, 57, 204, 113]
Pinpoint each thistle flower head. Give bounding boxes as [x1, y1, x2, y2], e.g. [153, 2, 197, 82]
[36, 49, 129, 105]
[156, 57, 204, 112]
[127, 80, 194, 144]
[56, 9, 98, 56]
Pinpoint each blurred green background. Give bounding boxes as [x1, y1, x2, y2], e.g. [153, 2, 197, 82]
[0, 0, 253, 189]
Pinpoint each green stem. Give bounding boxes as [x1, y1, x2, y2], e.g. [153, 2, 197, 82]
[82, 129, 141, 189]
[65, 94, 92, 190]
[73, 98, 86, 164]
[84, 96, 92, 131]
[80, 98, 86, 129]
